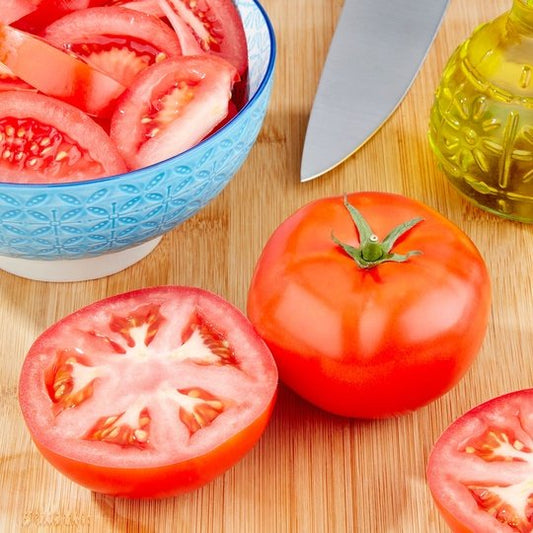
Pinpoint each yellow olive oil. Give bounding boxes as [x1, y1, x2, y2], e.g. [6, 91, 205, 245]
[429, 0, 533, 222]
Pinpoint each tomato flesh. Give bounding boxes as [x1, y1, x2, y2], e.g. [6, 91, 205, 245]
[0, 90, 126, 183]
[427, 389, 533, 532]
[247, 192, 491, 418]
[18, 286, 278, 498]
[1, 0, 37, 25]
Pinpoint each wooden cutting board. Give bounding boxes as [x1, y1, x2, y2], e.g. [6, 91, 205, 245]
[0, 0, 526, 531]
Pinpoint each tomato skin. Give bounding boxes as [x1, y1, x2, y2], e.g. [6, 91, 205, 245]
[18, 286, 278, 498]
[427, 389, 533, 532]
[247, 192, 491, 419]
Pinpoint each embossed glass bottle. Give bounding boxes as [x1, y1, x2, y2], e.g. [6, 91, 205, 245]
[429, 0, 533, 222]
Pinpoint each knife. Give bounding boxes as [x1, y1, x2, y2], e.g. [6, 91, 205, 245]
[300, 0, 449, 182]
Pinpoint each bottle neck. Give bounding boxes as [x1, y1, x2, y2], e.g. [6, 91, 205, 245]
[510, 0, 533, 31]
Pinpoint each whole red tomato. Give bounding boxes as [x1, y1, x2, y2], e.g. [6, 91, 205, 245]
[246, 192, 491, 418]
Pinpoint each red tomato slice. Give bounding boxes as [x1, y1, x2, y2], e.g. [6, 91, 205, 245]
[1, 0, 37, 25]
[427, 389, 533, 532]
[158, 0, 248, 76]
[44, 7, 182, 87]
[0, 90, 127, 183]
[18, 286, 278, 498]
[0, 24, 126, 117]
[110, 55, 238, 169]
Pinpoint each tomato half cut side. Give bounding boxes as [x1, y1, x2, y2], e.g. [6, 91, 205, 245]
[427, 389, 533, 532]
[110, 55, 238, 170]
[18, 286, 278, 498]
[0, 90, 127, 183]
[158, 0, 248, 77]
[44, 7, 182, 86]
[0, 24, 126, 117]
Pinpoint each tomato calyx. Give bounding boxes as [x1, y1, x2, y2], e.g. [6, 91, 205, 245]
[331, 195, 424, 269]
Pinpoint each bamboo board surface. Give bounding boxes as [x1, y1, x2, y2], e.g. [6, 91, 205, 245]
[0, 0, 528, 531]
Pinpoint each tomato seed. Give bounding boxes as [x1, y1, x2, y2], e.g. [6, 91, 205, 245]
[40, 147, 53, 157]
[133, 429, 148, 443]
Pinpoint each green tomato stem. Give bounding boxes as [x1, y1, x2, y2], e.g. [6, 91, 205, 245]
[331, 195, 424, 269]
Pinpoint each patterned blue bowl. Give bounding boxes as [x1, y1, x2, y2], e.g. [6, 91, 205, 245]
[0, 0, 276, 281]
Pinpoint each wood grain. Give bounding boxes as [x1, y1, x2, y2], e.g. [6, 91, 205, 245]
[0, 1, 525, 531]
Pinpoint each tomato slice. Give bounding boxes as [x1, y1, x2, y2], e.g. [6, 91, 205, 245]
[110, 54, 238, 170]
[0, 90, 127, 183]
[427, 389, 533, 532]
[44, 7, 182, 87]
[158, 0, 248, 76]
[0, 24, 126, 117]
[18, 286, 278, 498]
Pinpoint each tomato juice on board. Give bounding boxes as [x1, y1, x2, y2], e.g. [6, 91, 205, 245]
[0, 0, 250, 183]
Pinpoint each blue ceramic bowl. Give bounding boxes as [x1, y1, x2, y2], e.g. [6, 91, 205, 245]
[0, 0, 276, 281]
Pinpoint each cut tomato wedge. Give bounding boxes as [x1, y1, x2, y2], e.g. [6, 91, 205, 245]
[0, 24, 126, 117]
[18, 286, 278, 498]
[0, 90, 127, 183]
[427, 389, 533, 532]
[44, 7, 182, 87]
[110, 54, 238, 169]
[158, 0, 248, 76]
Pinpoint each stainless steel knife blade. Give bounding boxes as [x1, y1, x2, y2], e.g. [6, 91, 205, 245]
[300, 0, 449, 182]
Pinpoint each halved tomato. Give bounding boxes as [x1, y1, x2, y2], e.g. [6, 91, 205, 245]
[18, 286, 278, 498]
[44, 6, 182, 86]
[427, 389, 533, 532]
[0, 90, 127, 183]
[158, 0, 248, 76]
[0, 24, 125, 117]
[110, 54, 238, 169]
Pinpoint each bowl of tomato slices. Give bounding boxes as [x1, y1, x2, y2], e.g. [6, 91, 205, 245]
[0, 0, 276, 281]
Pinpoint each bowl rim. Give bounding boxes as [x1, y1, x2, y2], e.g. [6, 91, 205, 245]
[0, 0, 277, 191]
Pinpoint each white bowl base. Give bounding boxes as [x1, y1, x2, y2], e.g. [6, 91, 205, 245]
[0, 237, 162, 282]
